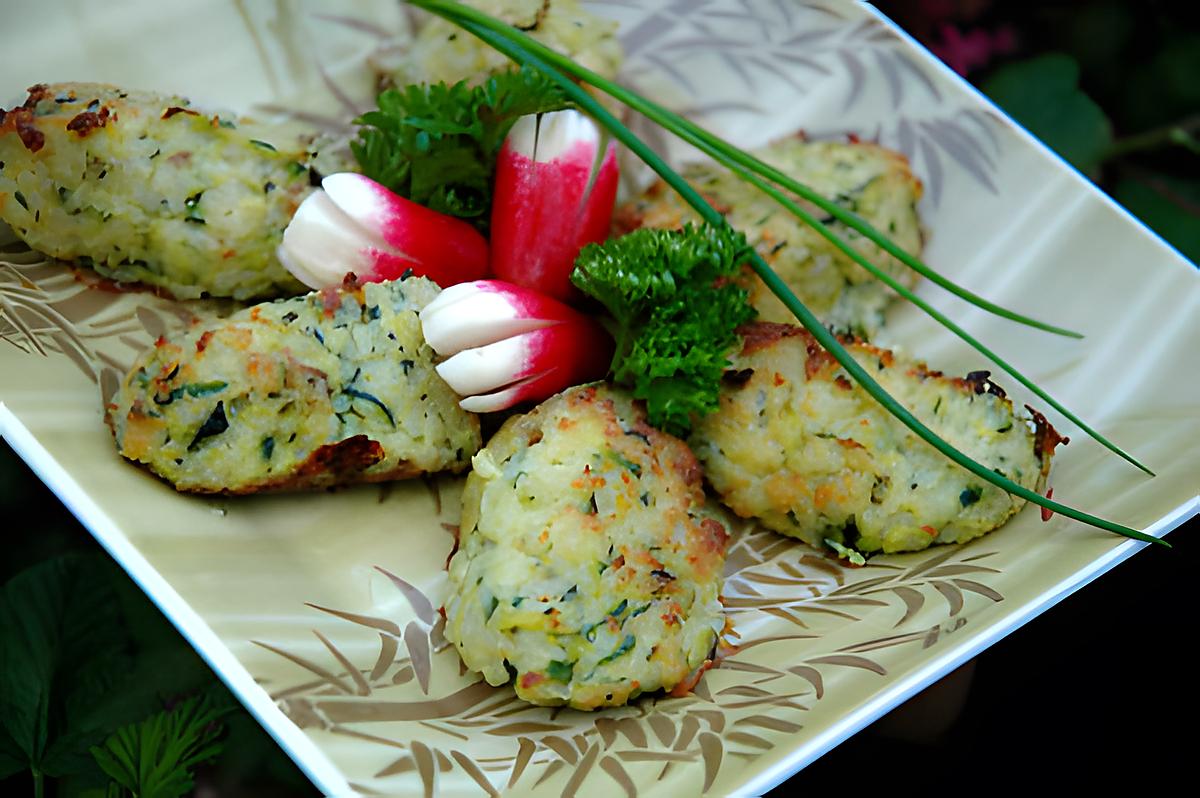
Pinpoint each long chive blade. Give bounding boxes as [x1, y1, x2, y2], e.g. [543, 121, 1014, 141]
[412, 1, 1163, 546]
[411, 0, 1150, 475]
[413, 0, 1081, 339]
[699, 141, 1087, 339]
[728, 166, 1154, 475]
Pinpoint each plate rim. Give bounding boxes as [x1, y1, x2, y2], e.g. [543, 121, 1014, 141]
[3, 2, 1200, 794]
[5, 399, 1194, 797]
[0, 403, 355, 797]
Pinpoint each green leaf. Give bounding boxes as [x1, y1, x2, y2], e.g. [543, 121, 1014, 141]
[0, 727, 25, 779]
[546, 660, 574, 683]
[1112, 173, 1200, 264]
[825, 538, 866, 567]
[1121, 33, 1200, 131]
[983, 53, 1113, 175]
[0, 553, 131, 779]
[90, 691, 233, 798]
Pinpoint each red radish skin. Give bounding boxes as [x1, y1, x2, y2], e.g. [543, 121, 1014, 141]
[420, 279, 591, 354]
[423, 279, 614, 413]
[458, 316, 614, 412]
[490, 112, 619, 303]
[279, 173, 489, 290]
[331, 174, 490, 285]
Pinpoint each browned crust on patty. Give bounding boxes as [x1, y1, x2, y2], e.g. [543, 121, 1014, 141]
[730, 321, 1064, 475]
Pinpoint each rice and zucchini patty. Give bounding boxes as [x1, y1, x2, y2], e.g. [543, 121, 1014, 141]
[445, 384, 729, 710]
[108, 276, 481, 494]
[376, 0, 623, 89]
[616, 137, 924, 337]
[0, 82, 313, 300]
[690, 323, 1065, 555]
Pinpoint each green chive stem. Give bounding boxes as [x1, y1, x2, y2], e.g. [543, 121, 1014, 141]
[724, 164, 1153, 475]
[409, 0, 1163, 546]
[412, 0, 1149, 474]
[414, 0, 1081, 339]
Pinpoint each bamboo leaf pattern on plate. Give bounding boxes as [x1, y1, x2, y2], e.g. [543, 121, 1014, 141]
[248, 523, 1007, 795]
[589, 0, 1002, 203]
[1, 201, 1015, 798]
[0, 2, 1121, 794]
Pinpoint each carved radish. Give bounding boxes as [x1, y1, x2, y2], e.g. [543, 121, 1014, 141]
[420, 280, 613, 412]
[278, 173, 489, 289]
[489, 109, 618, 303]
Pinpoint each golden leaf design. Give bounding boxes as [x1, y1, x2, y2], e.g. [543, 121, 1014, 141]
[370, 633, 399, 681]
[699, 731, 723, 793]
[953, 578, 1004, 602]
[532, 759, 566, 789]
[251, 639, 358, 696]
[673, 713, 701, 754]
[313, 630, 370, 696]
[484, 721, 568, 736]
[374, 754, 414, 779]
[616, 750, 696, 763]
[887, 585, 926, 628]
[593, 716, 618, 749]
[787, 665, 825, 699]
[450, 750, 497, 797]
[391, 664, 414, 686]
[561, 743, 601, 798]
[615, 717, 648, 749]
[599, 755, 637, 798]
[647, 713, 676, 747]
[375, 566, 436, 624]
[690, 708, 726, 734]
[507, 737, 536, 789]
[404, 620, 432, 694]
[734, 715, 804, 734]
[807, 654, 887, 675]
[725, 730, 774, 751]
[306, 602, 402, 636]
[903, 547, 962, 579]
[541, 735, 579, 765]
[411, 740, 436, 798]
[931, 579, 965, 616]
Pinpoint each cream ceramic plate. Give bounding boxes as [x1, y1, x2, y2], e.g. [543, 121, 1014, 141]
[2, 1, 1197, 795]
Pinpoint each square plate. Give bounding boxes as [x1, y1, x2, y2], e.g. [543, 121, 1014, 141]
[2, 1, 1197, 795]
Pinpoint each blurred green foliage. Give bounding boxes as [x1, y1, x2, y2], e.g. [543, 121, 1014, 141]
[883, 0, 1200, 264]
[0, 443, 317, 798]
[982, 53, 1113, 175]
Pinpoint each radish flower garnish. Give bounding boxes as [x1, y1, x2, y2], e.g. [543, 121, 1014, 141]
[490, 109, 618, 303]
[278, 173, 489, 289]
[420, 280, 613, 412]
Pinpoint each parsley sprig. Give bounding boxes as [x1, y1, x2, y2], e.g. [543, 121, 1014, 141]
[351, 66, 569, 229]
[573, 225, 756, 436]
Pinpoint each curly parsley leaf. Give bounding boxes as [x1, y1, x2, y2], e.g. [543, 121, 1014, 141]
[572, 224, 756, 436]
[351, 66, 570, 229]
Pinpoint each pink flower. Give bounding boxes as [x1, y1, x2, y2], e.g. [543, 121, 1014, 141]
[930, 23, 1018, 75]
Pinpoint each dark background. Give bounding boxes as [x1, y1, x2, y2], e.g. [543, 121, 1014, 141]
[3, 1, 1196, 795]
[791, 0, 1199, 789]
